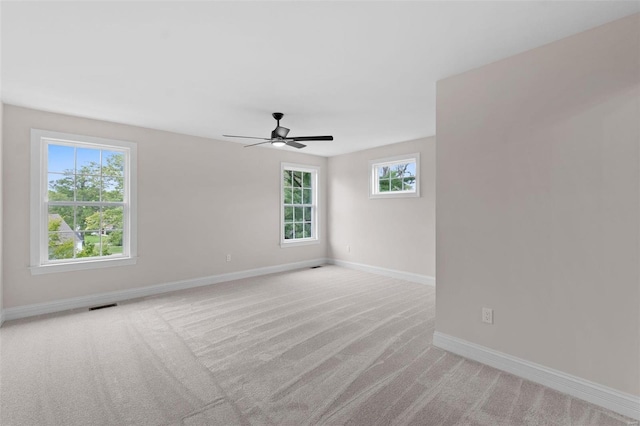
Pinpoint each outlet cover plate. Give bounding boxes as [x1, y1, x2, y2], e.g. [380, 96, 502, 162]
[482, 307, 493, 324]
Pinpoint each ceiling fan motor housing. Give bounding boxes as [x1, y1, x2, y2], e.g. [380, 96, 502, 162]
[271, 113, 289, 138]
[272, 127, 290, 139]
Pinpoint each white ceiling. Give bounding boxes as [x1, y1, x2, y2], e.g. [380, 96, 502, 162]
[2, 1, 639, 157]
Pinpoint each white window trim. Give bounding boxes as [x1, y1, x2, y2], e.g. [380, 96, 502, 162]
[30, 129, 138, 274]
[369, 153, 420, 199]
[280, 162, 320, 248]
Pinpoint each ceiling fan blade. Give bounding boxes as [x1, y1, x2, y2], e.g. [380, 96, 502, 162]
[288, 136, 333, 142]
[285, 141, 306, 149]
[223, 134, 270, 141]
[243, 141, 272, 148]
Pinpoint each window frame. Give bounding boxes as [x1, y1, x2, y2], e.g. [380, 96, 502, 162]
[369, 153, 420, 199]
[280, 162, 320, 247]
[30, 129, 137, 274]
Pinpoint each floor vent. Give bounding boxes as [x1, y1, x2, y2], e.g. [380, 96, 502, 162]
[310, 266, 323, 269]
[89, 303, 118, 311]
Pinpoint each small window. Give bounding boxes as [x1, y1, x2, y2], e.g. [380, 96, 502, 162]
[369, 153, 420, 198]
[30, 129, 137, 274]
[281, 163, 319, 246]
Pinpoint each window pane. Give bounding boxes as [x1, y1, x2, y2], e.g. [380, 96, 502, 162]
[304, 223, 312, 238]
[48, 173, 74, 201]
[304, 207, 312, 222]
[284, 188, 292, 204]
[75, 175, 101, 201]
[283, 170, 292, 187]
[294, 207, 303, 222]
[293, 188, 302, 204]
[78, 232, 95, 257]
[378, 166, 388, 178]
[102, 151, 124, 177]
[284, 206, 294, 223]
[79, 205, 120, 257]
[295, 223, 304, 239]
[293, 171, 302, 187]
[77, 206, 101, 232]
[48, 144, 75, 173]
[103, 207, 123, 230]
[393, 164, 407, 178]
[405, 162, 416, 176]
[48, 209, 78, 260]
[48, 232, 75, 260]
[284, 223, 294, 240]
[303, 189, 312, 204]
[303, 172, 311, 188]
[49, 206, 75, 231]
[77, 232, 103, 258]
[48, 211, 73, 234]
[379, 179, 390, 192]
[105, 230, 123, 255]
[76, 148, 101, 174]
[391, 178, 402, 191]
[102, 177, 124, 202]
[403, 176, 416, 191]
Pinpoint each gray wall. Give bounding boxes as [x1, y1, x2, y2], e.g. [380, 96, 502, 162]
[0, 100, 3, 323]
[3, 105, 327, 308]
[0, 3, 4, 323]
[436, 14, 639, 395]
[328, 137, 435, 279]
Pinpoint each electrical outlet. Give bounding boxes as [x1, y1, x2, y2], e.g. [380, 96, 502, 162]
[226, 254, 231, 262]
[482, 307, 493, 324]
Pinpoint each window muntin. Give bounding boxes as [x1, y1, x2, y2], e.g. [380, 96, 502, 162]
[281, 163, 318, 245]
[31, 130, 137, 273]
[370, 154, 420, 198]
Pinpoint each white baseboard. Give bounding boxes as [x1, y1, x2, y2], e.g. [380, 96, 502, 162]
[3, 258, 329, 322]
[2, 258, 426, 322]
[433, 331, 640, 422]
[328, 259, 435, 286]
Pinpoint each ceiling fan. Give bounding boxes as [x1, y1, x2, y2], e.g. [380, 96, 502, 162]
[223, 112, 333, 149]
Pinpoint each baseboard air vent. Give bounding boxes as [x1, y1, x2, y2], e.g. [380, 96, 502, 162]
[89, 303, 118, 311]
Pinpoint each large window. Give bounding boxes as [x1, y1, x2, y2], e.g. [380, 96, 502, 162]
[369, 153, 420, 198]
[281, 163, 319, 246]
[30, 129, 137, 274]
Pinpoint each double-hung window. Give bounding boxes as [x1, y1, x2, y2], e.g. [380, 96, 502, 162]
[30, 129, 137, 274]
[369, 153, 420, 198]
[281, 163, 319, 246]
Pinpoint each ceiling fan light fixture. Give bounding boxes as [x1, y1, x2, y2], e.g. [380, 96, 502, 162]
[271, 140, 286, 147]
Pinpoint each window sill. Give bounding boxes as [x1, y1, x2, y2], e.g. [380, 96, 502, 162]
[30, 256, 137, 275]
[370, 191, 420, 199]
[280, 238, 320, 248]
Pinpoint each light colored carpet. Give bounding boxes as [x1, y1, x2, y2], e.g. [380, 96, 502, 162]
[0, 265, 636, 425]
